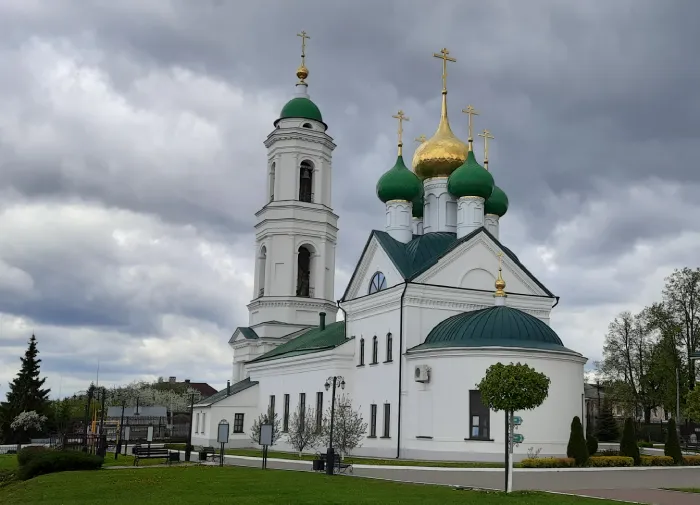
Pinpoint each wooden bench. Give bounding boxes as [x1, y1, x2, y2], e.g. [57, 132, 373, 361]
[132, 445, 178, 466]
[198, 446, 216, 462]
[314, 452, 353, 474]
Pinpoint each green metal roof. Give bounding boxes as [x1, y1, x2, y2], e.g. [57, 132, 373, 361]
[278, 97, 323, 123]
[410, 306, 579, 354]
[250, 321, 348, 363]
[342, 227, 554, 300]
[447, 150, 494, 199]
[195, 377, 259, 407]
[237, 327, 259, 340]
[485, 185, 509, 217]
[376, 155, 423, 203]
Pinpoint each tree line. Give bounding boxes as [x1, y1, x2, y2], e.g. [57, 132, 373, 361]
[598, 267, 700, 423]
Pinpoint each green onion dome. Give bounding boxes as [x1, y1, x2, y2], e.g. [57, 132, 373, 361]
[447, 150, 494, 200]
[278, 97, 323, 123]
[485, 185, 509, 217]
[377, 155, 423, 204]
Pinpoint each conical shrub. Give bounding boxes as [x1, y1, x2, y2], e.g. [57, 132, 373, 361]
[619, 418, 640, 465]
[566, 416, 589, 466]
[664, 418, 683, 465]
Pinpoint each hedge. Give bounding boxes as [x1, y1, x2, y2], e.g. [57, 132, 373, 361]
[637, 441, 653, 448]
[683, 456, 700, 466]
[520, 457, 575, 468]
[640, 455, 674, 467]
[17, 445, 51, 466]
[17, 451, 103, 481]
[587, 456, 634, 467]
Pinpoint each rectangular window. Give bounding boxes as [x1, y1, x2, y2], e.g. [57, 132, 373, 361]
[201, 413, 206, 435]
[233, 413, 244, 433]
[469, 390, 490, 440]
[269, 395, 276, 418]
[383, 403, 391, 438]
[372, 336, 378, 364]
[283, 394, 290, 432]
[195, 413, 200, 433]
[359, 339, 365, 366]
[369, 404, 377, 437]
[299, 393, 306, 434]
[386, 333, 393, 362]
[316, 392, 323, 430]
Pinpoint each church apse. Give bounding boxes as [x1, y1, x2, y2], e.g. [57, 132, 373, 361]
[296, 244, 315, 297]
[299, 160, 314, 203]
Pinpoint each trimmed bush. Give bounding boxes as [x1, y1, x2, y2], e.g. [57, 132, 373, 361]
[637, 441, 653, 448]
[17, 450, 103, 481]
[566, 416, 589, 466]
[17, 445, 51, 466]
[664, 418, 683, 465]
[586, 434, 599, 455]
[683, 456, 700, 466]
[520, 457, 575, 468]
[619, 418, 640, 465]
[587, 456, 634, 467]
[599, 449, 620, 456]
[640, 455, 674, 467]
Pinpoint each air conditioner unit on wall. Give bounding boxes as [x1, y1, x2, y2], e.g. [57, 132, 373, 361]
[414, 365, 430, 383]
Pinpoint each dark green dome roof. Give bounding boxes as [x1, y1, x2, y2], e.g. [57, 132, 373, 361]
[377, 155, 423, 203]
[447, 150, 494, 199]
[412, 192, 424, 218]
[417, 306, 578, 354]
[485, 185, 509, 217]
[278, 97, 323, 123]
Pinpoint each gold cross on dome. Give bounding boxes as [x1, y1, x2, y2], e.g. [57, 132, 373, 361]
[415, 134, 427, 144]
[462, 105, 480, 141]
[496, 251, 504, 269]
[392, 110, 410, 155]
[297, 31, 310, 60]
[478, 129, 495, 165]
[433, 48, 456, 92]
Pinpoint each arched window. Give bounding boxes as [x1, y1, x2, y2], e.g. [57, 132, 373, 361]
[302, 123, 313, 129]
[386, 333, 393, 362]
[372, 336, 378, 364]
[368, 272, 387, 294]
[359, 338, 365, 366]
[269, 162, 276, 202]
[257, 246, 267, 297]
[296, 245, 313, 297]
[299, 160, 313, 203]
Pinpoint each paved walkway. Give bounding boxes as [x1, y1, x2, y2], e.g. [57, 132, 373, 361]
[569, 489, 700, 505]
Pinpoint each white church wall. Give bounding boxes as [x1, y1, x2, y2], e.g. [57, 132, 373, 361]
[344, 236, 404, 300]
[414, 235, 548, 298]
[245, 343, 355, 453]
[404, 348, 586, 462]
[191, 385, 260, 448]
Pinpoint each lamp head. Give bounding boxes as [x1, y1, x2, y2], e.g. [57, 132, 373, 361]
[324, 380, 331, 391]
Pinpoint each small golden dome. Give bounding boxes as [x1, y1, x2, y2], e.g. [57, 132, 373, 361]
[296, 65, 309, 83]
[413, 92, 468, 179]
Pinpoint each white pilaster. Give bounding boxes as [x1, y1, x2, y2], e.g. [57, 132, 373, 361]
[413, 217, 424, 236]
[457, 196, 485, 239]
[386, 200, 413, 243]
[485, 213, 500, 240]
[423, 178, 457, 234]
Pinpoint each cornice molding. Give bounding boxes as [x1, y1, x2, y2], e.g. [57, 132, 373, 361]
[265, 132, 336, 151]
[247, 297, 338, 311]
[405, 346, 587, 364]
[402, 295, 550, 319]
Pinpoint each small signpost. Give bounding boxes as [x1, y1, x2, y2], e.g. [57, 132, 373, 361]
[217, 419, 230, 468]
[259, 423, 273, 470]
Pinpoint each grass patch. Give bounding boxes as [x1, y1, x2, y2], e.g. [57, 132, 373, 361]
[0, 465, 620, 504]
[0, 455, 17, 471]
[666, 488, 700, 493]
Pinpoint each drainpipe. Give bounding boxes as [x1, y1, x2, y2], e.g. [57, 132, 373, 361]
[552, 296, 561, 309]
[397, 281, 409, 459]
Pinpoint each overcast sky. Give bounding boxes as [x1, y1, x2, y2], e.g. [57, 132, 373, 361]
[1, 0, 699, 398]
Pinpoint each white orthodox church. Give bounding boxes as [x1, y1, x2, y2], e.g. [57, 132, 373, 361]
[190, 40, 587, 462]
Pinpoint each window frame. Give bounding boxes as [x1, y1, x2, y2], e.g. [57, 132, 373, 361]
[468, 390, 491, 441]
[233, 413, 244, 433]
[359, 338, 365, 366]
[368, 271, 387, 295]
[195, 413, 200, 434]
[369, 404, 377, 438]
[269, 395, 276, 418]
[316, 392, 323, 431]
[283, 394, 290, 432]
[371, 336, 378, 364]
[382, 403, 391, 438]
[385, 333, 393, 362]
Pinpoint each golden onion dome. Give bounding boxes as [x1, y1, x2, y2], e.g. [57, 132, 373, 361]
[413, 91, 468, 179]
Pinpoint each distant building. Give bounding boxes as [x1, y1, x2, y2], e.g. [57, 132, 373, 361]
[163, 376, 217, 398]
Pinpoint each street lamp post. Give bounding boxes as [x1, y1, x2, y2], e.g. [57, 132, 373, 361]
[324, 376, 345, 475]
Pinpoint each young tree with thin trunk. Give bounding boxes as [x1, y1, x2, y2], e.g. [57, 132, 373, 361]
[286, 407, 320, 457]
[320, 395, 367, 458]
[249, 408, 282, 446]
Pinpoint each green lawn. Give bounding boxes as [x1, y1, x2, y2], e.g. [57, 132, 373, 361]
[0, 455, 17, 470]
[0, 465, 619, 504]
[668, 488, 700, 493]
[167, 444, 504, 468]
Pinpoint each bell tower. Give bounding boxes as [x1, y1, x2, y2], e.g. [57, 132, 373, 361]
[247, 32, 338, 337]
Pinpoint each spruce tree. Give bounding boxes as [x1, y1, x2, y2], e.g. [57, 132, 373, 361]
[664, 418, 683, 465]
[595, 398, 620, 442]
[566, 416, 589, 466]
[0, 335, 51, 443]
[619, 417, 640, 465]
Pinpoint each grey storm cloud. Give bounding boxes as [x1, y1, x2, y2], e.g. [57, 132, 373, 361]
[1, 0, 700, 394]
